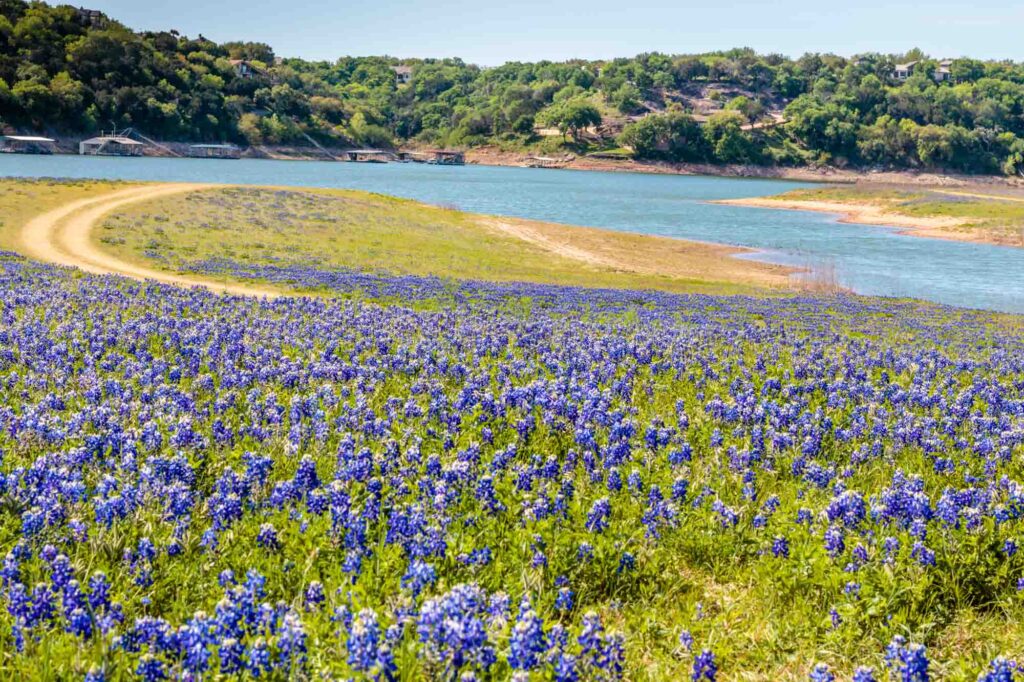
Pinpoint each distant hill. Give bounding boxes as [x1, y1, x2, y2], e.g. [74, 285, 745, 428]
[2, 1, 1024, 175]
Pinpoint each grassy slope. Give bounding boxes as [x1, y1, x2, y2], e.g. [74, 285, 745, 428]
[767, 186, 1024, 246]
[94, 185, 790, 296]
[0, 178, 129, 251]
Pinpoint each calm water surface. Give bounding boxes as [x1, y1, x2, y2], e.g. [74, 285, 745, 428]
[4, 155, 1023, 313]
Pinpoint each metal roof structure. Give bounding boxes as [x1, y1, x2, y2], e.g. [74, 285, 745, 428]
[3, 135, 56, 143]
[81, 136, 144, 145]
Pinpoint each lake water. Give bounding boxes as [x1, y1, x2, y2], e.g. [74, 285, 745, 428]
[4, 154, 1024, 313]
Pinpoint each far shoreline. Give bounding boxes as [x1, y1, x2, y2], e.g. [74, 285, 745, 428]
[27, 137, 1024, 191]
[462, 146, 1024, 191]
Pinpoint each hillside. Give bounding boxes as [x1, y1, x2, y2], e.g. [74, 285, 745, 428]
[2, 1, 1024, 175]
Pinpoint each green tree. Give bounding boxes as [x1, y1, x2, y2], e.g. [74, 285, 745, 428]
[537, 98, 601, 141]
[12, 79, 57, 122]
[724, 95, 765, 123]
[619, 111, 709, 161]
[704, 110, 757, 163]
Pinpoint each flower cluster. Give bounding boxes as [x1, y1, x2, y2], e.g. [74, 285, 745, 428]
[0, 255, 1021, 678]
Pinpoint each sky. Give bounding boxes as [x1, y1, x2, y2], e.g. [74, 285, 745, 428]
[84, 0, 1024, 65]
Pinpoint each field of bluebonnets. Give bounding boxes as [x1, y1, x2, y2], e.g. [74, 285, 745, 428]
[1, 247, 1024, 681]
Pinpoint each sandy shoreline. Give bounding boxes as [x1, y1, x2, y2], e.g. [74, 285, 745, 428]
[715, 196, 1021, 247]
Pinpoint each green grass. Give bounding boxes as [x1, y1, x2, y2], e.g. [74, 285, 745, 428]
[97, 185, 782, 295]
[0, 177, 128, 251]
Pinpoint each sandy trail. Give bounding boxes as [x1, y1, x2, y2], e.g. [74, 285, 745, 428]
[20, 183, 282, 298]
[932, 189, 1024, 203]
[479, 215, 794, 287]
[479, 217, 622, 270]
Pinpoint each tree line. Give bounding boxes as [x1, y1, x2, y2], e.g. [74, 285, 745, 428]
[2, 1, 1024, 175]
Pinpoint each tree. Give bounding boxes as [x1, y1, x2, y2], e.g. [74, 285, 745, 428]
[951, 59, 985, 83]
[857, 115, 915, 165]
[724, 95, 764, 123]
[537, 98, 601, 141]
[913, 124, 953, 167]
[1001, 134, 1024, 176]
[784, 95, 860, 158]
[13, 79, 57, 122]
[610, 82, 642, 114]
[237, 112, 263, 144]
[704, 111, 757, 163]
[222, 41, 274, 64]
[619, 111, 709, 161]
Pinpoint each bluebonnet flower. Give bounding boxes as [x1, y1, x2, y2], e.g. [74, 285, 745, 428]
[977, 657, 1019, 682]
[305, 581, 326, 608]
[67, 607, 93, 639]
[401, 560, 437, 598]
[586, 498, 611, 533]
[809, 663, 834, 681]
[509, 606, 546, 670]
[219, 638, 244, 674]
[885, 636, 930, 681]
[246, 638, 272, 677]
[911, 542, 936, 567]
[823, 526, 845, 558]
[555, 586, 574, 612]
[772, 536, 790, 558]
[692, 649, 717, 681]
[853, 666, 876, 682]
[256, 523, 280, 550]
[135, 654, 166, 681]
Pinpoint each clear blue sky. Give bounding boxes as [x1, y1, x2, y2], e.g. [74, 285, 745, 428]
[84, 0, 1024, 64]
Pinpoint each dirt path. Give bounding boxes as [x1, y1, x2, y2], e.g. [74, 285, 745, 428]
[479, 215, 795, 287]
[20, 183, 282, 298]
[933, 189, 1024, 203]
[479, 217, 622, 270]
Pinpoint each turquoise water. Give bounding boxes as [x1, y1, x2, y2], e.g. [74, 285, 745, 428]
[4, 154, 1023, 313]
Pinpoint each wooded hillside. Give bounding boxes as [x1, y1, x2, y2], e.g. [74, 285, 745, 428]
[3, 1, 1024, 174]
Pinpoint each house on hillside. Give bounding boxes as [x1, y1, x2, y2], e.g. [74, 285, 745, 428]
[933, 59, 954, 82]
[893, 61, 918, 80]
[76, 7, 107, 28]
[893, 59, 956, 82]
[230, 59, 265, 79]
[392, 65, 413, 85]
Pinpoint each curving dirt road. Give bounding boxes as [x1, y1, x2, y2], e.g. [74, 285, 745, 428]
[20, 183, 282, 298]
